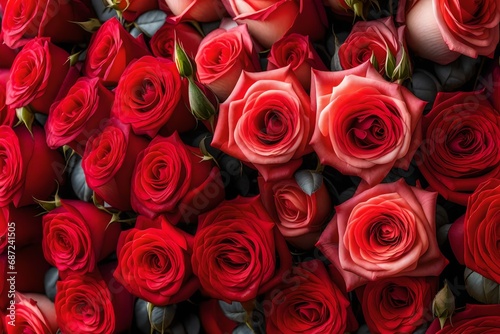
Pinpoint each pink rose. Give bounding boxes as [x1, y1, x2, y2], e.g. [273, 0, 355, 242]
[0, 70, 15, 127]
[4, 292, 58, 334]
[163, 0, 226, 22]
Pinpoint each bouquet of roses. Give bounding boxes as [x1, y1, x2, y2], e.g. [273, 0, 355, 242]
[0, 0, 499, 333]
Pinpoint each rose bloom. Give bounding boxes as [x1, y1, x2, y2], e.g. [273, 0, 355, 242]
[405, 0, 499, 64]
[114, 216, 199, 306]
[85, 18, 150, 86]
[6, 37, 69, 114]
[0, 70, 15, 127]
[1, 0, 93, 49]
[112, 56, 195, 138]
[212, 67, 315, 181]
[317, 179, 448, 291]
[150, 21, 203, 60]
[4, 292, 58, 334]
[131, 132, 224, 222]
[42, 200, 121, 278]
[46, 77, 114, 155]
[359, 276, 437, 334]
[0, 205, 43, 254]
[265, 260, 352, 334]
[339, 17, 408, 79]
[221, 0, 327, 48]
[163, 0, 226, 22]
[195, 23, 260, 101]
[267, 33, 327, 92]
[0, 124, 64, 208]
[426, 304, 500, 333]
[463, 178, 500, 283]
[192, 196, 292, 302]
[416, 90, 500, 205]
[258, 176, 331, 249]
[310, 62, 426, 186]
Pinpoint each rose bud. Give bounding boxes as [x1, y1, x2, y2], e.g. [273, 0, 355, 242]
[317, 179, 448, 291]
[310, 62, 426, 186]
[0, 70, 15, 127]
[82, 119, 149, 212]
[1, 0, 94, 49]
[404, 0, 499, 64]
[324, 0, 378, 21]
[0, 124, 65, 208]
[150, 21, 203, 60]
[358, 276, 437, 334]
[212, 66, 315, 181]
[426, 304, 500, 333]
[191, 196, 292, 302]
[42, 200, 121, 278]
[112, 56, 196, 138]
[163, 0, 226, 23]
[0, 205, 43, 254]
[84, 18, 151, 86]
[221, 0, 327, 48]
[131, 132, 224, 223]
[265, 260, 355, 333]
[114, 216, 199, 306]
[432, 281, 456, 330]
[258, 176, 331, 250]
[0, 31, 17, 69]
[108, 0, 158, 22]
[45, 77, 114, 155]
[267, 33, 327, 91]
[6, 37, 69, 114]
[415, 90, 500, 205]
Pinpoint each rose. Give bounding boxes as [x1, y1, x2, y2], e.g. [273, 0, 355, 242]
[0, 124, 64, 208]
[84, 18, 150, 86]
[6, 37, 69, 114]
[267, 33, 327, 91]
[0, 31, 17, 69]
[82, 119, 149, 211]
[324, 0, 378, 20]
[199, 299, 238, 333]
[112, 56, 195, 138]
[192, 196, 292, 302]
[150, 21, 203, 60]
[114, 215, 199, 305]
[310, 62, 426, 186]
[109, 0, 158, 21]
[0, 70, 15, 127]
[45, 77, 114, 155]
[163, 0, 226, 22]
[416, 90, 500, 205]
[426, 304, 500, 333]
[1, 0, 93, 49]
[131, 132, 224, 222]
[4, 292, 58, 334]
[195, 23, 260, 101]
[338, 17, 409, 80]
[405, 0, 500, 64]
[212, 66, 315, 181]
[358, 276, 437, 334]
[462, 178, 500, 283]
[0, 205, 43, 254]
[265, 260, 352, 334]
[42, 200, 121, 278]
[317, 179, 448, 291]
[222, 0, 327, 48]
[258, 176, 331, 249]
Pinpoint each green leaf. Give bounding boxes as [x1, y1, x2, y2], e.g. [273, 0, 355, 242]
[188, 79, 216, 121]
[134, 10, 167, 38]
[384, 48, 397, 79]
[70, 18, 102, 33]
[294, 170, 323, 195]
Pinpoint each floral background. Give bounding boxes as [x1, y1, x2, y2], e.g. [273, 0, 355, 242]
[0, 0, 499, 333]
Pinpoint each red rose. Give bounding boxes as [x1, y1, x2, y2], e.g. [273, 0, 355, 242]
[42, 200, 121, 278]
[265, 260, 353, 334]
[4, 292, 57, 334]
[258, 176, 331, 249]
[222, 0, 327, 48]
[112, 56, 195, 138]
[109, 0, 158, 21]
[267, 33, 327, 91]
[192, 196, 292, 302]
[212, 66, 315, 181]
[310, 62, 426, 186]
[416, 90, 500, 205]
[199, 299, 238, 334]
[426, 304, 500, 333]
[195, 23, 260, 101]
[150, 21, 203, 60]
[0, 31, 17, 69]
[358, 276, 437, 334]
[317, 179, 448, 291]
[0, 70, 15, 127]
[46, 77, 114, 155]
[6, 37, 69, 114]
[114, 215, 199, 305]
[405, 0, 499, 64]
[0, 205, 43, 254]
[131, 132, 224, 222]
[82, 119, 149, 211]
[0, 125, 64, 208]
[1, 0, 93, 49]
[164, 0, 226, 22]
[84, 18, 150, 86]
